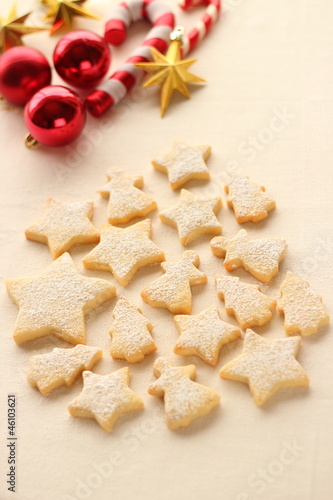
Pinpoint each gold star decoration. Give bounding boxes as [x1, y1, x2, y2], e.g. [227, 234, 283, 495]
[134, 26, 205, 117]
[42, 0, 99, 35]
[0, 3, 46, 53]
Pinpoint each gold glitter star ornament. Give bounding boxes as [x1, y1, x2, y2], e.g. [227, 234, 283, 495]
[42, 0, 99, 35]
[0, 3, 46, 53]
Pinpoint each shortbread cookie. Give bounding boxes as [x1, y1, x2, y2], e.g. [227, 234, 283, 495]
[25, 197, 100, 259]
[216, 275, 276, 329]
[152, 141, 211, 190]
[278, 272, 329, 336]
[6, 253, 116, 345]
[27, 345, 102, 395]
[159, 189, 222, 245]
[109, 297, 157, 363]
[99, 167, 157, 224]
[211, 229, 286, 283]
[174, 306, 241, 366]
[68, 368, 143, 432]
[220, 330, 309, 406]
[83, 219, 165, 286]
[141, 251, 207, 314]
[225, 172, 276, 223]
[148, 357, 220, 429]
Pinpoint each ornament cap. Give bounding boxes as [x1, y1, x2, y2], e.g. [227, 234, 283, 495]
[24, 133, 39, 149]
[170, 26, 184, 44]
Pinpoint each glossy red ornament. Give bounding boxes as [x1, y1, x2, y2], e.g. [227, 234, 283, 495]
[24, 86, 86, 147]
[53, 30, 111, 89]
[0, 47, 51, 106]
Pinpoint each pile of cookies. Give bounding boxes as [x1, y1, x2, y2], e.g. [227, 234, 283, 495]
[6, 141, 329, 431]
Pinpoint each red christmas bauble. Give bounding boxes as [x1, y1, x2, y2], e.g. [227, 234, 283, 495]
[53, 30, 111, 89]
[0, 47, 51, 106]
[24, 86, 86, 147]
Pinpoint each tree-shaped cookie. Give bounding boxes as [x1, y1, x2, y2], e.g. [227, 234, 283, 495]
[216, 275, 276, 329]
[278, 272, 329, 336]
[99, 167, 157, 224]
[148, 357, 220, 429]
[225, 172, 276, 223]
[27, 345, 102, 395]
[141, 250, 207, 314]
[109, 297, 157, 363]
[211, 229, 286, 283]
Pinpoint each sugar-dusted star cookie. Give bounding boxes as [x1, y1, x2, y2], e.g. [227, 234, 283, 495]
[225, 172, 276, 223]
[99, 167, 157, 224]
[82, 219, 165, 286]
[216, 275, 276, 329]
[109, 297, 157, 363]
[220, 330, 309, 406]
[211, 229, 286, 283]
[174, 306, 241, 366]
[27, 345, 102, 395]
[278, 272, 329, 336]
[148, 357, 220, 429]
[6, 253, 116, 345]
[25, 197, 100, 259]
[141, 250, 207, 314]
[159, 189, 222, 245]
[68, 368, 143, 432]
[152, 141, 211, 190]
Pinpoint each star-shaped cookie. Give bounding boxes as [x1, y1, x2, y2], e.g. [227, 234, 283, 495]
[68, 368, 143, 432]
[219, 330, 309, 406]
[174, 306, 241, 366]
[6, 253, 116, 345]
[82, 219, 165, 286]
[25, 197, 100, 259]
[159, 189, 222, 245]
[152, 141, 211, 190]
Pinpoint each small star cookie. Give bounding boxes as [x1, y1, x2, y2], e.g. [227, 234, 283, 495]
[152, 141, 211, 190]
[174, 306, 241, 366]
[278, 272, 329, 336]
[109, 297, 157, 363]
[159, 189, 222, 245]
[6, 253, 116, 345]
[99, 167, 157, 224]
[211, 229, 286, 283]
[219, 330, 309, 406]
[141, 250, 207, 314]
[68, 368, 144, 432]
[148, 357, 220, 429]
[82, 219, 165, 286]
[216, 275, 276, 329]
[225, 172, 276, 223]
[27, 345, 102, 395]
[25, 197, 100, 259]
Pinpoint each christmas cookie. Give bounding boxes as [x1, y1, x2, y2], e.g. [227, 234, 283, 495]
[25, 197, 100, 259]
[219, 330, 309, 406]
[6, 253, 116, 345]
[148, 357, 220, 429]
[141, 250, 207, 314]
[159, 189, 222, 245]
[278, 272, 329, 336]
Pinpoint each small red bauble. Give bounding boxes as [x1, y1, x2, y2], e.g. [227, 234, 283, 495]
[24, 86, 86, 147]
[53, 30, 111, 89]
[0, 47, 51, 106]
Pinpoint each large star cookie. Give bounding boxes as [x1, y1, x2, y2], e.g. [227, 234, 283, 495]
[174, 306, 241, 366]
[6, 253, 116, 345]
[220, 330, 309, 406]
[82, 219, 165, 286]
[68, 368, 144, 432]
[99, 167, 157, 224]
[25, 197, 100, 259]
[278, 272, 329, 336]
[159, 189, 222, 245]
[211, 229, 286, 283]
[152, 141, 211, 190]
[148, 357, 220, 429]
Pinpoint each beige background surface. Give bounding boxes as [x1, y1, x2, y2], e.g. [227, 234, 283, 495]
[1, 0, 333, 499]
